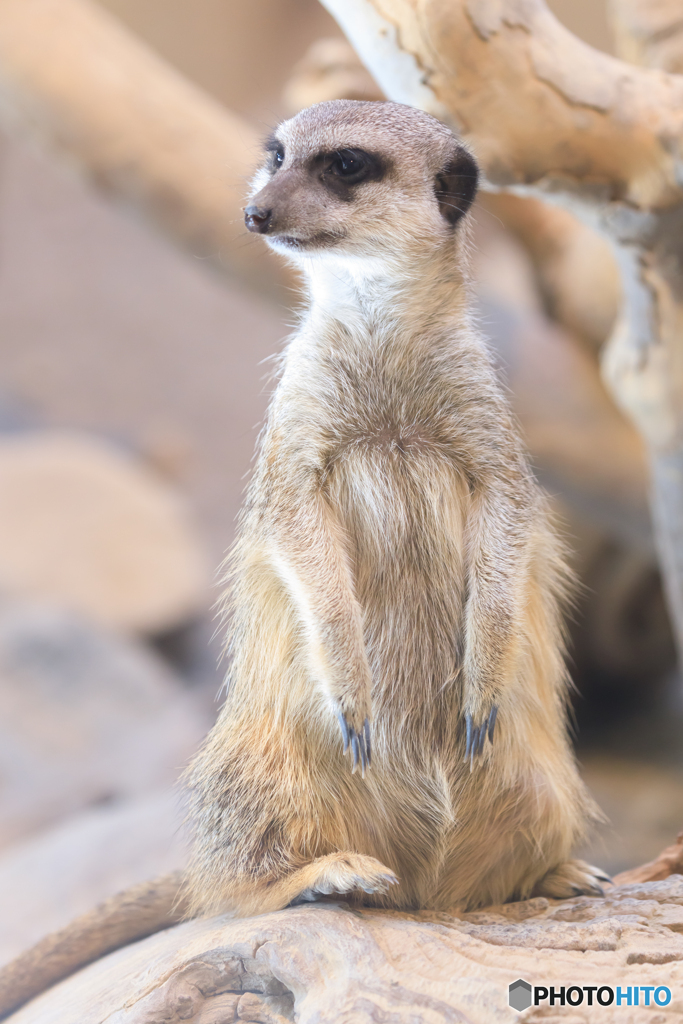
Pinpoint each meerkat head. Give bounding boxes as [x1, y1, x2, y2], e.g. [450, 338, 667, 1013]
[244, 100, 478, 265]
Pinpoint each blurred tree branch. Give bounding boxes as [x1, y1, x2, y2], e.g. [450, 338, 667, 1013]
[609, 0, 683, 74]
[0, 0, 285, 293]
[481, 193, 620, 355]
[318, 0, 683, 668]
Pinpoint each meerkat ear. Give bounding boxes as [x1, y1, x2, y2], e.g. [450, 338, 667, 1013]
[434, 148, 479, 226]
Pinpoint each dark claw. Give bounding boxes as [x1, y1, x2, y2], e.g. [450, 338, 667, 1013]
[470, 726, 479, 769]
[351, 732, 360, 773]
[487, 705, 498, 743]
[464, 706, 498, 765]
[338, 712, 372, 776]
[338, 712, 350, 754]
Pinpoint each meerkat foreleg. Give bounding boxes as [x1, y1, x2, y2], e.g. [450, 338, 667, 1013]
[462, 487, 530, 766]
[270, 492, 373, 773]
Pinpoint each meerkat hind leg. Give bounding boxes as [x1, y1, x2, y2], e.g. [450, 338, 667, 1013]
[532, 858, 611, 900]
[292, 852, 398, 902]
[230, 853, 398, 917]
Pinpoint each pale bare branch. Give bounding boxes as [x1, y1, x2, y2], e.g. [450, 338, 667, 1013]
[610, 0, 683, 73]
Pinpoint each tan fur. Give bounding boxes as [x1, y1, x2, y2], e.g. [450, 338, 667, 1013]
[185, 100, 604, 918]
[0, 100, 606, 1020]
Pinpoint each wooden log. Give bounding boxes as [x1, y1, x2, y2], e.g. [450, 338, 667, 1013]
[6, 878, 683, 1022]
[613, 831, 683, 887]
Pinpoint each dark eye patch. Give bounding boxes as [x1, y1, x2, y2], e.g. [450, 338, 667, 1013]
[319, 148, 387, 199]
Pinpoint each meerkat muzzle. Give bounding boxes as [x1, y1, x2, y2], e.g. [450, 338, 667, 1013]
[244, 204, 272, 233]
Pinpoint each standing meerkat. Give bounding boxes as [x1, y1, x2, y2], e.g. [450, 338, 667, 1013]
[0, 99, 606, 1020]
[185, 98, 605, 918]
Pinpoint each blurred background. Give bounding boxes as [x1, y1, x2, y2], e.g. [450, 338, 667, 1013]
[0, 0, 681, 964]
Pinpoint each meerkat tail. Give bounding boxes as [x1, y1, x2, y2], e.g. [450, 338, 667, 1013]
[0, 870, 187, 1021]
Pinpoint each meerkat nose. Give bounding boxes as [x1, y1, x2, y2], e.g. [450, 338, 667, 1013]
[244, 204, 272, 233]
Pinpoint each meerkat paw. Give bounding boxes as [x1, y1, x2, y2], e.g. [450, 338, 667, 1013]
[336, 709, 371, 776]
[231, 853, 399, 915]
[295, 852, 398, 902]
[463, 704, 498, 769]
[532, 859, 612, 900]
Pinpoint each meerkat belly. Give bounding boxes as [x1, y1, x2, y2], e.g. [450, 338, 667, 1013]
[327, 440, 468, 716]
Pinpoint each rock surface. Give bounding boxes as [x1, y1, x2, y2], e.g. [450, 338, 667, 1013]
[0, 431, 209, 633]
[0, 789, 188, 966]
[0, 601, 209, 849]
[7, 878, 683, 1023]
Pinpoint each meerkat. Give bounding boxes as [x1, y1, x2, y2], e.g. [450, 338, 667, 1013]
[0, 99, 606, 1019]
[183, 98, 606, 918]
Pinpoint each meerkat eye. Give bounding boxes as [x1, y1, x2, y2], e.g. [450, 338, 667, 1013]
[333, 150, 363, 176]
[264, 132, 285, 172]
[327, 149, 378, 185]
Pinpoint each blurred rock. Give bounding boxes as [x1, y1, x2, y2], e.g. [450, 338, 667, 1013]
[0, 601, 210, 850]
[0, 391, 38, 434]
[138, 419, 195, 484]
[0, 431, 209, 633]
[0, 789, 187, 966]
